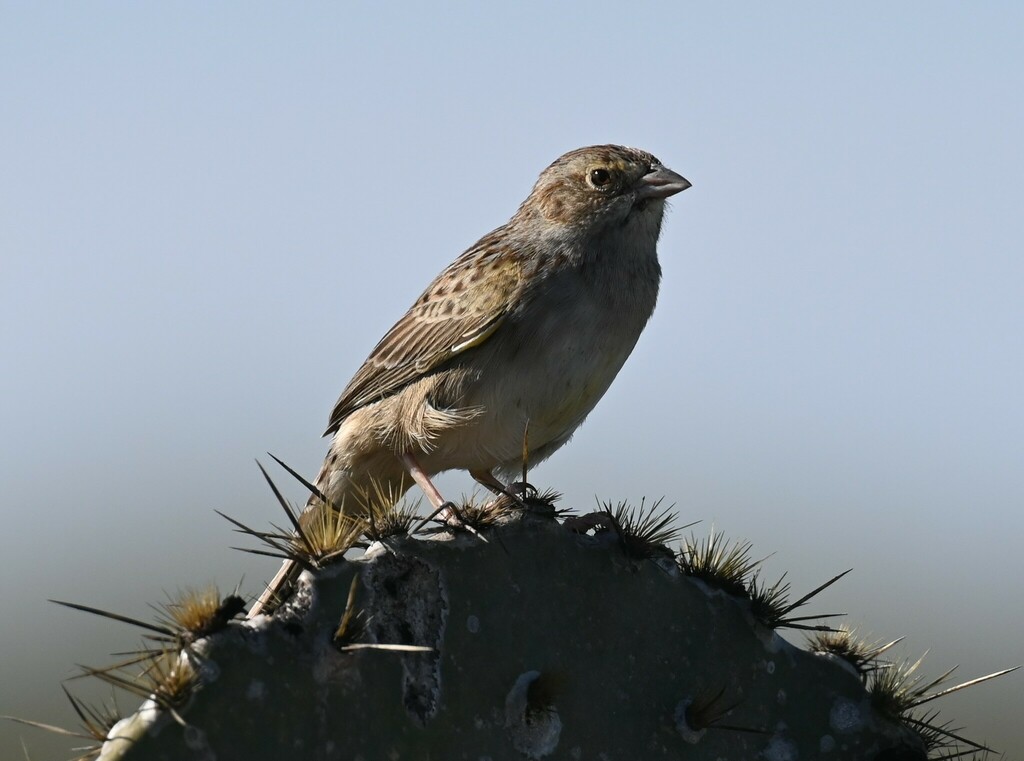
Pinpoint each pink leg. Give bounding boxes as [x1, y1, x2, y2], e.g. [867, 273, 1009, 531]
[399, 452, 447, 509]
[470, 468, 508, 495]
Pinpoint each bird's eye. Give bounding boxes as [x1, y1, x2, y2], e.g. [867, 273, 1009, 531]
[589, 168, 611, 188]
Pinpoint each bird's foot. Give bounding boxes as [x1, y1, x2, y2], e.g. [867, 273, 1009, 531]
[505, 481, 537, 501]
[412, 500, 460, 534]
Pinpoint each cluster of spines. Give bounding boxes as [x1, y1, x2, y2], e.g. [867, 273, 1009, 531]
[865, 649, 1016, 760]
[3, 688, 121, 761]
[807, 620, 1018, 759]
[444, 485, 565, 535]
[218, 460, 367, 572]
[674, 527, 848, 632]
[807, 627, 904, 681]
[677, 685, 770, 740]
[595, 497, 689, 559]
[7, 584, 245, 759]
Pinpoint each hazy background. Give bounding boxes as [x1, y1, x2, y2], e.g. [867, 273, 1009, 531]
[2, 2, 1021, 757]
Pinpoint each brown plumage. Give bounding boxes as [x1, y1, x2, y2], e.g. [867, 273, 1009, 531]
[249, 145, 690, 617]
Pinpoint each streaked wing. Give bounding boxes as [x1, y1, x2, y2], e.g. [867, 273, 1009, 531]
[325, 237, 523, 435]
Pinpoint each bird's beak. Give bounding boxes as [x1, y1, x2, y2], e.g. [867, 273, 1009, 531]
[636, 165, 692, 200]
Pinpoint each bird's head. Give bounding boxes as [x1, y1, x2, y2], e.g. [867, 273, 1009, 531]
[516, 145, 691, 235]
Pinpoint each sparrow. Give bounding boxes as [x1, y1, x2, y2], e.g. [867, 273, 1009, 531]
[249, 145, 690, 616]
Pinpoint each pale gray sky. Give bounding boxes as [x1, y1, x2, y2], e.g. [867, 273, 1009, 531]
[2, 3, 1022, 757]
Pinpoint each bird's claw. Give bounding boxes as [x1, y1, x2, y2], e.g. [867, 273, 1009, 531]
[506, 481, 538, 500]
[437, 501, 460, 525]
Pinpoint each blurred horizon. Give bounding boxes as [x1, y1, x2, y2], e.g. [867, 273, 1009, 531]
[2, 2, 1022, 757]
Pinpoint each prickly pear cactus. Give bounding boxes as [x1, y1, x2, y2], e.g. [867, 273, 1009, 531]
[91, 510, 928, 761]
[16, 488, 1011, 761]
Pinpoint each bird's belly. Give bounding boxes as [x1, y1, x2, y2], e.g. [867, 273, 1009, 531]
[428, 299, 649, 473]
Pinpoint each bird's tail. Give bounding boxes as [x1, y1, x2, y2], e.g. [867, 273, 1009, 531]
[247, 557, 299, 618]
[246, 462, 412, 619]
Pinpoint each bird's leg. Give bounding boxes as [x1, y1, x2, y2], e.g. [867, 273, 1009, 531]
[399, 452, 445, 507]
[470, 468, 509, 496]
[399, 452, 455, 522]
[470, 469, 537, 506]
